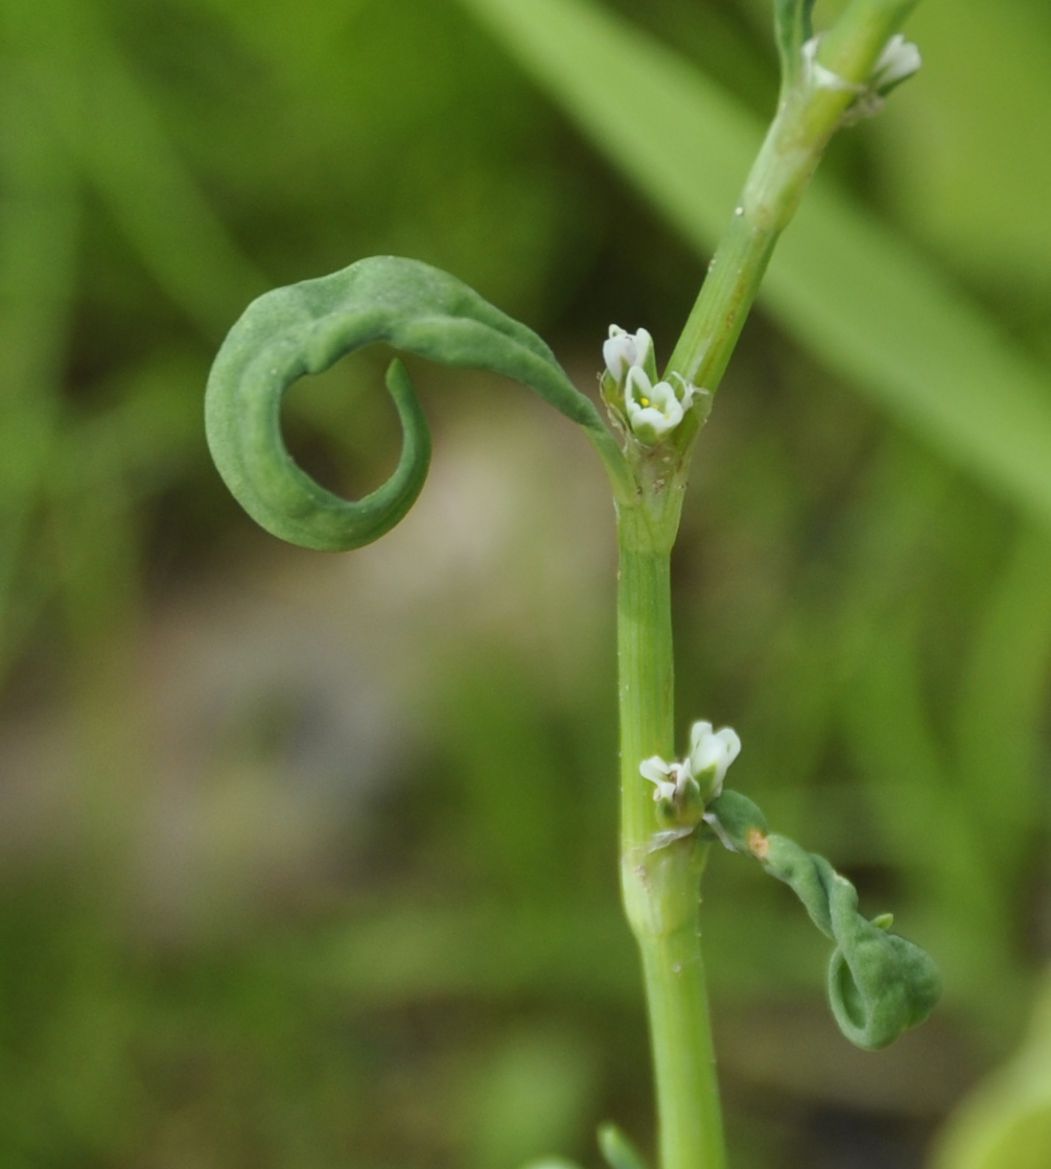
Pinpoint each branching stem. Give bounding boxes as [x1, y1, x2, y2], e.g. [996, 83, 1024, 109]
[665, 0, 919, 400]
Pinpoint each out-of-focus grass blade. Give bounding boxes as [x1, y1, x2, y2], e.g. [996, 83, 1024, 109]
[598, 1122, 648, 1169]
[7, 0, 267, 337]
[0, 69, 77, 678]
[457, 0, 1051, 527]
[950, 528, 1051, 895]
[931, 976, 1051, 1169]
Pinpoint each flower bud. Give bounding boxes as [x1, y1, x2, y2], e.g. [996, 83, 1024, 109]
[687, 720, 741, 801]
[602, 325, 655, 383]
[868, 33, 921, 95]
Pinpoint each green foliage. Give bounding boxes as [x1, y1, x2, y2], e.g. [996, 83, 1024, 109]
[460, 0, 1051, 528]
[932, 979, 1051, 1169]
[2, 0, 1050, 1166]
[708, 789, 940, 1049]
[201, 5, 944, 1162]
[773, 0, 815, 89]
[205, 256, 624, 550]
[206, 256, 631, 547]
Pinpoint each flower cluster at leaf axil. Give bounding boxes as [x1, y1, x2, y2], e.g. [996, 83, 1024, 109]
[601, 326, 700, 444]
[640, 720, 740, 829]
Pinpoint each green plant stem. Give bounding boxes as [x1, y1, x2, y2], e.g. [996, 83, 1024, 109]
[613, 7, 920, 1164]
[665, 0, 918, 401]
[617, 506, 725, 1169]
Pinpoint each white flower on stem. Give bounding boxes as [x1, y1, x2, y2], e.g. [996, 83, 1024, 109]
[603, 325, 654, 383]
[869, 34, 921, 94]
[624, 367, 696, 444]
[687, 720, 741, 801]
[801, 32, 921, 117]
[639, 755, 687, 804]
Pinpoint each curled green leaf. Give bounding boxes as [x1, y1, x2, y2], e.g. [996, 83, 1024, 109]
[205, 255, 626, 551]
[706, 790, 941, 1050]
[763, 834, 941, 1049]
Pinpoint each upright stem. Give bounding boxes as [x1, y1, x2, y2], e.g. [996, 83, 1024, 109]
[617, 507, 725, 1169]
[664, 0, 919, 399]
[608, 9, 921, 1166]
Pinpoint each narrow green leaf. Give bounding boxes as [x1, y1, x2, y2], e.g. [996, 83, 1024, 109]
[7, 0, 266, 336]
[457, 0, 1051, 529]
[774, 0, 816, 88]
[932, 977, 1051, 1169]
[953, 530, 1051, 870]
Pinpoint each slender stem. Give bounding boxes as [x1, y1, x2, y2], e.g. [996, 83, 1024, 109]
[664, 0, 919, 399]
[617, 524, 675, 861]
[617, 508, 725, 1169]
[639, 913, 722, 1169]
[610, 8, 922, 1165]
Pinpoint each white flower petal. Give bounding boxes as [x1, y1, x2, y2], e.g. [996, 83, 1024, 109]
[689, 721, 714, 754]
[603, 327, 632, 382]
[603, 325, 654, 382]
[639, 755, 674, 783]
[634, 327, 655, 371]
[870, 33, 921, 91]
[639, 755, 687, 803]
[625, 371, 686, 441]
[687, 721, 741, 795]
[624, 364, 654, 406]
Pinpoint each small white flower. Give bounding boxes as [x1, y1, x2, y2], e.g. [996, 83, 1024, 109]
[639, 755, 685, 804]
[869, 33, 921, 93]
[603, 325, 654, 382]
[801, 32, 921, 109]
[624, 367, 689, 443]
[687, 720, 741, 799]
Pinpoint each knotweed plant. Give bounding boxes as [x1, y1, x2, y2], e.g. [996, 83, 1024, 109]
[205, 4, 939, 1168]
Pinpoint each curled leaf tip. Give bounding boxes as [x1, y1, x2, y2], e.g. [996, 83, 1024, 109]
[763, 831, 940, 1049]
[707, 790, 941, 1049]
[205, 255, 620, 552]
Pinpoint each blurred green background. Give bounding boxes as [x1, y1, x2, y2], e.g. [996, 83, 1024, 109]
[2, 0, 1050, 1167]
